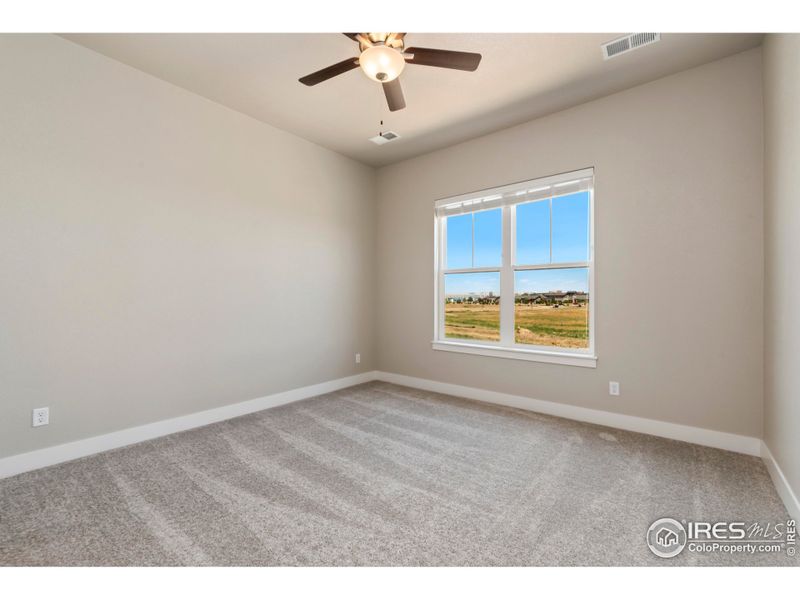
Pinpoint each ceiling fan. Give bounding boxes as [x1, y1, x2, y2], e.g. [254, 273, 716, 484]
[299, 33, 482, 112]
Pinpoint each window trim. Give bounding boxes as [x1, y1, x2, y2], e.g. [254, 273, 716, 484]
[432, 168, 596, 368]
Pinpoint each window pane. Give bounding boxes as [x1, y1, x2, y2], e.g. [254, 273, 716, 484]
[515, 200, 550, 265]
[445, 214, 472, 269]
[514, 268, 589, 348]
[444, 272, 500, 341]
[473, 208, 501, 267]
[552, 191, 589, 263]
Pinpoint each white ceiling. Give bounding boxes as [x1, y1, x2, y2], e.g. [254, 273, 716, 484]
[61, 33, 762, 167]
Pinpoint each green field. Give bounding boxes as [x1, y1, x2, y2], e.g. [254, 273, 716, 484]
[444, 302, 589, 348]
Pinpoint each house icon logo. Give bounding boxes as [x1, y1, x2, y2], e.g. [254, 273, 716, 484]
[647, 518, 687, 558]
[656, 528, 679, 547]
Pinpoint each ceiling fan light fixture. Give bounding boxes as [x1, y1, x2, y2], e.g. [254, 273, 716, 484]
[299, 34, 483, 112]
[359, 44, 405, 82]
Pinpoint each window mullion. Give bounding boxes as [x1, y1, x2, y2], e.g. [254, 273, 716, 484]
[513, 261, 589, 272]
[500, 205, 515, 345]
[442, 267, 502, 275]
[437, 217, 447, 341]
[549, 197, 553, 264]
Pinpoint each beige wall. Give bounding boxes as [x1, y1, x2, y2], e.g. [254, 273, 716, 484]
[376, 48, 764, 437]
[0, 34, 376, 458]
[763, 35, 800, 494]
[0, 35, 772, 464]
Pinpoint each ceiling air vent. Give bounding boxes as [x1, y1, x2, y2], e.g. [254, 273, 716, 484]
[369, 131, 401, 145]
[602, 33, 661, 60]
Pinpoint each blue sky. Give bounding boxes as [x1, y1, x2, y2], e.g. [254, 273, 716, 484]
[445, 192, 589, 295]
[515, 268, 588, 294]
[446, 209, 502, 268]
[445, 272, 500, 296]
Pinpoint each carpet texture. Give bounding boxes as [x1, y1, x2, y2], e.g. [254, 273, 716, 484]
[0, 381, 796, 566]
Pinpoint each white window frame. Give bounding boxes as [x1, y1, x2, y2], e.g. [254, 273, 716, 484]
[432, 168, 596, 368]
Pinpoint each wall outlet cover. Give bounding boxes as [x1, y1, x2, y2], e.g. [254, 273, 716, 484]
[32, 407, 49, 427]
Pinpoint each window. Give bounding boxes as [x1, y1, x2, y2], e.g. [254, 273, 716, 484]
[433, 168, 595, 367]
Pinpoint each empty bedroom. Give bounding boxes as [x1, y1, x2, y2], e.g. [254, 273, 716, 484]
[1, 1, 798, 595]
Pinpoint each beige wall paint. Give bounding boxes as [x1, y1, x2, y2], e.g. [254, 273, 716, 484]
[376, 48, 764, 437]
[0, 35, 770, 464]
[0, 34, 376, 458]
[763, 35, 800, 494]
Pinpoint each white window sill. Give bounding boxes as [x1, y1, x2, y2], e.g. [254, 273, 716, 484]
[431, 340, 597, 368]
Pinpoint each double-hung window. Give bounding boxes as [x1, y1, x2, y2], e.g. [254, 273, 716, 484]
[433, 168, 595, 367]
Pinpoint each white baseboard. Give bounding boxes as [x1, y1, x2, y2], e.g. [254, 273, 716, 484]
[761, 442, 800, 521]
[0, 370, 378, 480]
[0, 368, 769, 484]
[374, 371, 762, 457]
[3, 366, 795, 534]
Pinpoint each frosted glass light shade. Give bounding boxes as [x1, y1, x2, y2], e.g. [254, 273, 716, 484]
[359, 45, 405, 82]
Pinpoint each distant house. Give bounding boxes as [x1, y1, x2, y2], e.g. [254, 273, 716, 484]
[515, 291, 588, 305]
[544, 292, 569, 303]
[516, 293, 546, 305]
[445, 294, 500, 305]
[480, 294, 499, 305]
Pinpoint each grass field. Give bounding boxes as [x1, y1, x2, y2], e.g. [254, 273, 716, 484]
[444, 304, 500, 341]
[514, 303, 589, 348]
[444, 302, 589, 348]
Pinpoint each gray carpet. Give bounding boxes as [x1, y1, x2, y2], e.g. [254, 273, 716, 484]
[0, 381, 796, 566]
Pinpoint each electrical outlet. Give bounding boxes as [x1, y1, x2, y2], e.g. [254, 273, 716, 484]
[609, 382, 620, 396]
[355, 353, 361, 364]
[32, 407, 49, 427]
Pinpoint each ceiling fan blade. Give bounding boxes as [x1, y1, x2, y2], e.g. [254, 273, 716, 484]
[404, 47, 482, 71]
[343, 32, 373, 48]
[382, 78, 406, 112]
[299, 58, 359, 86]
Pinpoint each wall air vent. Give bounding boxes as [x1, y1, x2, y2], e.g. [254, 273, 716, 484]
[369, 131, 401, 145]
[602, 33, 661, 60]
